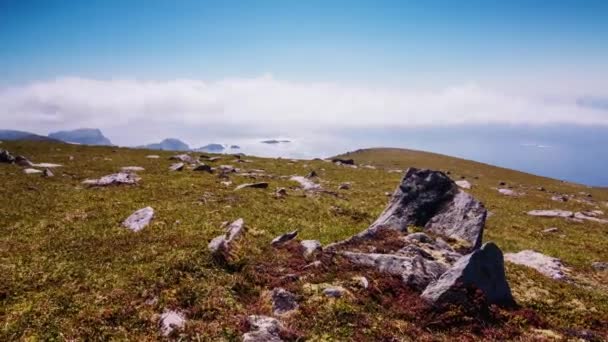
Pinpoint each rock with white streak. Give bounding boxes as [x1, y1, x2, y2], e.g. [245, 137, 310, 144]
[242, 315, 284, 342]
[159, 310, 186, 336]
[83, 172, 140, 186]
[504, 250, 568, 280]
[122, 207, 154, 232]
[271, 230, 298, 246]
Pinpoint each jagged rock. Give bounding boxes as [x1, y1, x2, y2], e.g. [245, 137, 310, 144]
[504, 250, 568, 280]
[422, 242, 514, 306]
[542, 227, 559, 233]
[122, 207, 154, 232]
[527, 210, 574, 218]
[121, 166, 145, 172]
[341, 251, 447, 290]
[208, 218, 245, 256]
[169, 154, 196, 164]
[159, 310, 186, 336]
[271, 230, 298, 246]
[301, 240, 322, 258]
[146, 155, 160, 159]
[323, 286, 347, 298]
[42, 168, 54, 177]
[271, 288, 299, 315]
[83, 172, 140, 186]
[0, 149, 15, 163]
[23, 168, 42, 174]
[235, 182, 269, 191]
[169, 162, 184, 171]
[275, 188, 287, 198]
[455, 180, 472, 189]
[592, 262, 608, 271]
[551, 195, 568, 202]
[15, 155, 33, 167]
[331, 158, 354, 165]
[243, 315, 284, 342]
[306, 170, 318, 178]
[290, 176, 321, 191]
[193, 164, 213, 173]
[338, 182, 351, 190]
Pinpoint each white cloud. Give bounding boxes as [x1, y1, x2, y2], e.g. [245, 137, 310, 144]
[1, 75, 607, 146]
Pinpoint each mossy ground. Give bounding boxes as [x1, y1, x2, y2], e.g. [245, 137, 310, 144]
[1, 142, 607, 340]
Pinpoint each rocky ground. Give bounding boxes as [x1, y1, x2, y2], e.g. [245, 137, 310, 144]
[1, 141, 607, 341]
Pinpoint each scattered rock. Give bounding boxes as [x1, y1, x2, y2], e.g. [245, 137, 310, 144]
[23, 168, 42, 174]
[271, 288, 299, 315]
[220, 181, 232, 187]
[15, 155, 33, 167]
[422, 242, 515, 307]
[42, 168, 54, 177]
[551, 195, 568, 202]
[331, 158, 354, 165]
[193, 164, 213, 173]
[32, 163, 62, 168]
[208, 156, 221, 162]
[271, 230, 298, 246]
[537, 187, 546, 192]
[146, 155, 160, 159]
[574, 211, 608, 224]
[591, 262, 608, 271]
[341, 251, 447, 290]
[306, 170, 318, 178]
[323, 286, 347, 298]
[338, 182, 351, 190]
[83, 172, 140, 186]
[300, 240, 322, 257]
[235, 182, 269, 191]
[275, 187, 288, 198]
[169, 154, 196, 164]
[352, 276, 369, 289]
[208, 218, 245, 257]
[122, 207, 154, 232]
[498, 188, 518, 196]
[0, 149, 14, 163]
[527, 209, 574, 218]
[121, 166, 145, 172]
[304, 260, 322, 269]
[455, 180, 472, 189]
[290, 176, 321, 191]
[159, 310, 186, 337]
[542, 227, 559, 233]
[504, 250, 568, 280]
[242, 315, 284, 342]
[169, 162, 184, 171]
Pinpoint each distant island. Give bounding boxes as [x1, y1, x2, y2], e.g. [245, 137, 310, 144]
[260, 139, 291, 144]
[141, 138, 190, 151]
[49, 128, 113, 146]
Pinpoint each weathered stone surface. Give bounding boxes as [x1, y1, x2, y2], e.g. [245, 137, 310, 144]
[159, 310, 186, 336]
[271, 288, 298, 315]
[193, 164, 213, 173]
[15, 155, 33, 167]
[455, 180, 472, 189]
[42, 168, 54, 177]
[235, 182, 269, 191]
[219, 165, 236, 173]
[271, 230, 298, 246]
[23, 168, 42, 174]
[341, 251, 447, 290]
[574, 212, 608, 224]
[169, 154, 196, 164]
[0, 149, 15, 163]
[243, 315, 284, 342]
[169, 162, 184, 171]
[404, 232, 434, 244]
[422, 242, 514, 306]
[301, 240, 322, 257]
[504, 250, 568, 280]
[83, 172, 140, 186]
[208, 218, 245, 255]
[290, 176, 321, 191]
[122, 207, 154, 232]
[527, 210, 574, 218]
[121, 166, 145, 172]
[592, 262, 608, 271]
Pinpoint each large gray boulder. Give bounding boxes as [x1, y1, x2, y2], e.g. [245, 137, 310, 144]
[0, 149, 16, 163]
[341, 168, 486, 250]
[421, 242, 514, 307]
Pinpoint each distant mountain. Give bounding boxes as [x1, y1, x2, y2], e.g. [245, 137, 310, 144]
[230, 145, 240, 149]
[261, 139, 291, 144]
[0, 129, 60, 142]
[48, 128, 112, 145]
[142, 138, 190, 151]
[196, 143, 225, 153]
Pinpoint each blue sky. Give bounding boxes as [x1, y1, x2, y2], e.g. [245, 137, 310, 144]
[2, 0, 608, 85]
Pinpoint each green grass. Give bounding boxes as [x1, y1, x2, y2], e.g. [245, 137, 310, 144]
[1, 142, 607, 340]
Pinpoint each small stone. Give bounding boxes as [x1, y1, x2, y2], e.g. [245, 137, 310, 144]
[83, 172, 140, 186]
[159, 310, 186, 336]
[498, 188, 517, 196]
[338, 182, 351, 190]
[122, 207, 154, 232]
[551, 195, 568, 202]
[591, 262, 608, 271]
[193, 164, 213, 173]
[146, 155, 160, 159]
[290, 176, 321, 191]
[323, 286, 346, 298]
[42, 168, 54, 177]
[306, 170, 318, 178]
[220, 181, 232, 187]
[271, 288, 299, 315]
[208, 218, 245, 256]
[234, 182, 269, 191]
[300, 240, 322, 257]
[455, 180, 472, 189]
[23, 168, 42, 174]
[121, 166, 145, 172]
[271, 230, 298, 246]
[537, 187, 546, 192]
[169, 162, 184, 171]
[527, 210, 574, 218]
[542, 227, 559, 233]
[219, 165, 236, 173]
[352, 276, 369, 289]
[275, 187, 288, 198]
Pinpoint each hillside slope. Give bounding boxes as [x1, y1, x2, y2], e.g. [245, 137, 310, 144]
[1, 142, 607, 340]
